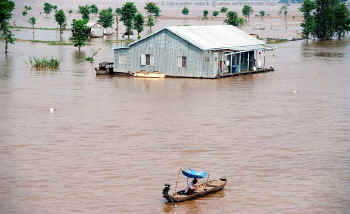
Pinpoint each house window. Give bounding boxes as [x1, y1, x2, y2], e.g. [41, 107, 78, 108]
[177, 56, 187, 68]
[119, 55, 128, 65]
[141, 54, 154, 66]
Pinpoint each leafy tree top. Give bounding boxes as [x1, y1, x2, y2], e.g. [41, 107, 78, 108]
[220, 7, 228, 13]
[145, 2, 160, 16]
[299, 0, 315, 13]
[242, 5, 252, 18]
[182, 7, 189, 15]
[259, 10, 265, 17]
[203, 10, 209, 18]
[25, 6, 32, 11]
[90, 4, 98, 14]
[29, 16, 36, 26]
[225, 11, 244, 27]
[134, 13, 144, 34]
[43, 2, 53, 15]
[147, 14, 154, 28]
[55, 9, 66, 27]
[120, 2, 138, 23]
[213, 10, 219, 17]
[115, 8, 122, 15]
[79, 5, 91, 21]
[98, 8, 114, 28]
[0, 0, 15, 26]
[0, 0, 16, 49]
[71, 19, 88, 48]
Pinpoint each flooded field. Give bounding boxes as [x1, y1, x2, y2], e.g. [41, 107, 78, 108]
[1, 1, 350, 213]
[12, 1, 303, 40]
[1, 33, 350, 213]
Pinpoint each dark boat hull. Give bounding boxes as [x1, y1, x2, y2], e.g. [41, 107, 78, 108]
[168, 177, 227, 202]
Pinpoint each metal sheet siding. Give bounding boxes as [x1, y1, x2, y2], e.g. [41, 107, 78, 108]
[114, 29, 216, 78]
[113, 48, 130, 73]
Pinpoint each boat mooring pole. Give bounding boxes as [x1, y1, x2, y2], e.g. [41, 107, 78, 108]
[207, 173, 210, 182]
[174, 168, 181, 194]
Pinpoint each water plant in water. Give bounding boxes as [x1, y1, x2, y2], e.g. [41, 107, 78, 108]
[85, 48, 101, 64]
[28, 57, 60, 70]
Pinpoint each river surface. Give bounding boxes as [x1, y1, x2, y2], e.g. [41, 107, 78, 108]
[1, 36, 350, 214]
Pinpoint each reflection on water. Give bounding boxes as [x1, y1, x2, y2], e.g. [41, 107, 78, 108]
[0, 38, 350, 214]
[302, 39, 350, 59]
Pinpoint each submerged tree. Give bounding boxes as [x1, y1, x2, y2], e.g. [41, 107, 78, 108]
[144, 2, 160, 30]
[145, 2, 161, 18]
[299, 0, 316, 40]
[220, 7, 228, 14]
[134, 13, 144, 38]
[242, 5, 253, 22]
[213, 10, 219, 18]
[90, 4, 98, 15]
[225, 11, 244, 27]
[0, 0, 15, 55]
[29, 17, 36, 40]
[79, 5, 91, 21]
[146, 15, 154, 32]
[98, 8, 114, 32]
[55, 9, 66, 40]
[203, 10, 209, 19]
[22, 5, 32, 16]
[25, 6, 32, 11]
[120, 2, 138, 39]
[182, 7, 189, 16]
[300, 0, 350, 40]
[334, 3, 350, 39]
[279, 5, 289, 30]
[71, 19, 88, 53]
[259, 10, 265, 20]
[43, 2, 53, 16]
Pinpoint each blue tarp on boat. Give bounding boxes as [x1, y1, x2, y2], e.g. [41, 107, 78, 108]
[181, 169, 208, 179]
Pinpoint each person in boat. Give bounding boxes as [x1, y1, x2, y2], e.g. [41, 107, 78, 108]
[185, 178, 198, 195]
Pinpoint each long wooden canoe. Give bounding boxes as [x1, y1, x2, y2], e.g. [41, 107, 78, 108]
[133, 71, 165, 78]
[168, 177, 227, 202]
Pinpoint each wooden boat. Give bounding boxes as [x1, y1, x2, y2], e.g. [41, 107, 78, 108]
[163, 169, 227, 203]
[95, 62, 113, 75]
[166, 178, 227, 202]
[133, 71, 165, 78]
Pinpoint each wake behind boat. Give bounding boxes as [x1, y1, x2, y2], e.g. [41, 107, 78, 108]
[163, 169, 227, 203]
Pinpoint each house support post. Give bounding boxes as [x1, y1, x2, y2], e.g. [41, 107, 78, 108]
[247, 52, 250, 72]
[239, 53, 241, 73]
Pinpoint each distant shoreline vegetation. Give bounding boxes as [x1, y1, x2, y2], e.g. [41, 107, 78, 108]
[159, 0, 280, 7]
[10, 25, 70, 31]
[0, 38, 90, 46]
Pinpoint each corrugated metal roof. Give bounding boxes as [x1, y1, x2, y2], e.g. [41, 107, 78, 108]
[126, 25, 266, 51]
[167, 25, 265, 50]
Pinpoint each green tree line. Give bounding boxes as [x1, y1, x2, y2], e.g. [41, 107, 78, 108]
[300, 0, 350, 40]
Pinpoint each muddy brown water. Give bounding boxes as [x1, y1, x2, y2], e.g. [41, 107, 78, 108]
[1, 36, 350, 214]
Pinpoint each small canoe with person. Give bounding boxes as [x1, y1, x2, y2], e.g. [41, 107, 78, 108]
[162, 169, 227, 203]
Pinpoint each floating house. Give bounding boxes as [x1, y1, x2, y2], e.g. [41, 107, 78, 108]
[113, 25, 273, 78]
